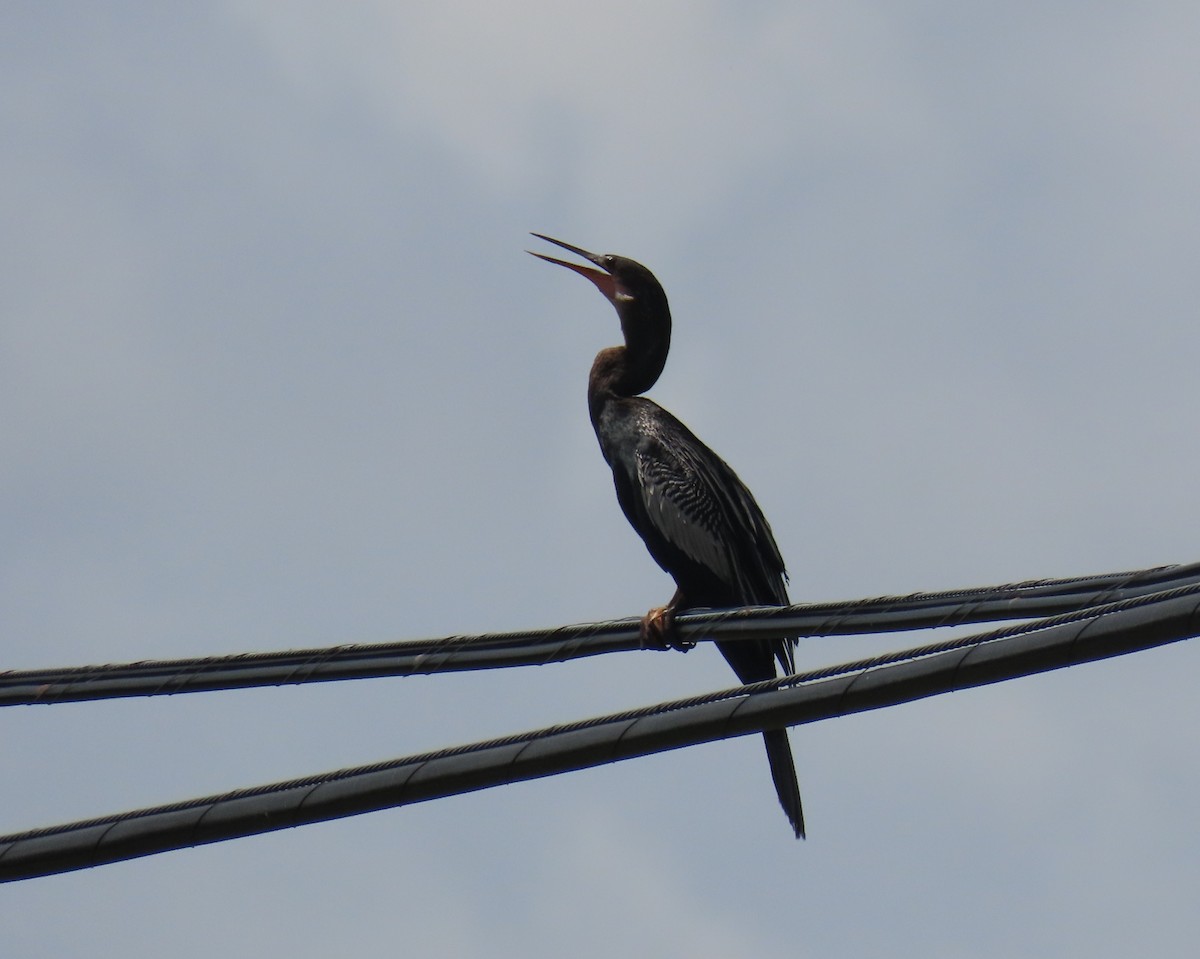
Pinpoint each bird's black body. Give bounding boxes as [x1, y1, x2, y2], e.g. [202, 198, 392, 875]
[531, 234, 805, 838]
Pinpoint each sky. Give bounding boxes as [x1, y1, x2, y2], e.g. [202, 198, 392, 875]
[4, 2, 1200, 955]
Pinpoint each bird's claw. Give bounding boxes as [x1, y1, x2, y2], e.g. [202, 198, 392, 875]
[640, 606, 695, 652]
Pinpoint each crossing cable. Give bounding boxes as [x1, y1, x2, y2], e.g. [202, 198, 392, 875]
[3, 581, 1198, 883]
[3, 561, 1197, 707]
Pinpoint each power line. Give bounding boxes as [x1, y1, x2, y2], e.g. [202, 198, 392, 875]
[3, 581, 1197, 883]
[3, 561, 1196, 707]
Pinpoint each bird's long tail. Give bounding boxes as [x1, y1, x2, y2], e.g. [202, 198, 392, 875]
[763, 727, 805, 839]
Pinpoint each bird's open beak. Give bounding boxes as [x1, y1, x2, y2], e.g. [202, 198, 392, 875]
[527, 233, 617, 301]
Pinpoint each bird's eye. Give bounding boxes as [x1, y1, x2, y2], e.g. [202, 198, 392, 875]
[603, 255, 616, 267]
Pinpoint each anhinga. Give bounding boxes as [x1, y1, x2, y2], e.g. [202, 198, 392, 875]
[530, 234, 805, 839]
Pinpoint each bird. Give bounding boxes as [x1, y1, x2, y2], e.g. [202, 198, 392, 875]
[529, 233, 805, 839]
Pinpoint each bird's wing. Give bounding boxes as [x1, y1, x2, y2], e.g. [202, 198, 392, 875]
[607, 404, 794, 677]
[633, 437, 739, 587]
[622, 418, 788, 607]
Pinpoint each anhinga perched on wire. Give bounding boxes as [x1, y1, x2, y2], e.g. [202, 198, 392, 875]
[530, 234, 805, 839]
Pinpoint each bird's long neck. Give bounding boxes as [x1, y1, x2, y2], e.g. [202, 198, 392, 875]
[588, 297, 671, 426]
[616, 294, 671, 392]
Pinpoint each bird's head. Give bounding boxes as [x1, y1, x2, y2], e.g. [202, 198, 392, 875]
[528, 234, 671, 383]
[528, 233, 668, 314]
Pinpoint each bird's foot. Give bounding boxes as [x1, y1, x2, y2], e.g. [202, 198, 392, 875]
[639, 605, 695, 652]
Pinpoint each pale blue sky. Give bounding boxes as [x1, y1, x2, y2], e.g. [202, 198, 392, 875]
[5, 4, 1200, 955]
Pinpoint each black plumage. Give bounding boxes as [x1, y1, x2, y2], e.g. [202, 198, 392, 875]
[530, 234, 805, 838]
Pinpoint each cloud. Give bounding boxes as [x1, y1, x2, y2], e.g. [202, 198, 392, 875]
[223, 3, 942, 236]
[6, 3, 1200, 956]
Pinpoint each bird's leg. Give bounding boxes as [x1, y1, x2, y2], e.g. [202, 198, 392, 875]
[640, 605, 674, 649]
[640, 589, 695, 652]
